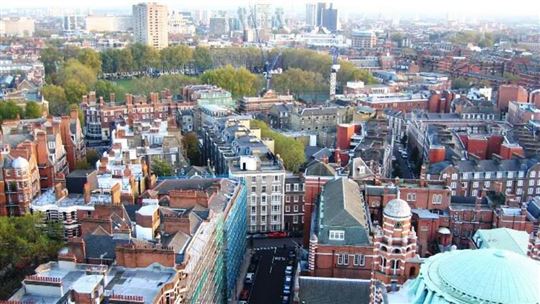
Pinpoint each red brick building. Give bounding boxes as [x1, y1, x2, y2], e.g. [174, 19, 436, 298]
[373, 198, 419, 288]
[303, 160, 337, 247]
[497, 84, 528, 112]
[308, 178, 374, 280]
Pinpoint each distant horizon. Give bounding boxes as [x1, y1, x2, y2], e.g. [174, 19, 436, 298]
[1, 0, 540, 20]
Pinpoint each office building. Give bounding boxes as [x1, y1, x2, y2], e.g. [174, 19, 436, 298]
[306, 3, 317, 26]
[132, 2, 168, 49]
[316, 2, 326, 26]
[322, 4, 338, 32]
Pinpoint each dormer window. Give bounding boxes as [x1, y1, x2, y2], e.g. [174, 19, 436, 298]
[329, 230, 345, 241]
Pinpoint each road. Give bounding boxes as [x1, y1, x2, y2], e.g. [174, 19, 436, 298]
[248, 247, 294, 304]
[393, 144, 415, 179]
[250, 237, 302, 250]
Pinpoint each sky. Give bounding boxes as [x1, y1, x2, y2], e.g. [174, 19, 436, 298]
[2, 0, 540, 19]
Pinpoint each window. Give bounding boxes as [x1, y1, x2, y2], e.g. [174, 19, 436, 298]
[250, 215, 256, 222]
[529, 180, 535, 186]
[293, 215, 298, 224]
[472, 190, 478, 197]
[508, 172, 514, 178]
[497, 172, 503, 178]
[536, 188, 540, 195]
[274, 175, 279, 182]
[251, 206, 256, 214]
[261, 206, 267, 213]
[286, 184, 291, 192]
[484, 181, 490, 187]
[472, 182, 479, 188]
[272, 215, 279, 222]
[329, 230, 345, 241]
[359, 166, 366, 174]
[251, 186, 257, 193]
[451, 173, 458, 180]
[353, 254, 365, 266]
[261, 195, 267, 204]
[251, 176, 257, 182]
[506, 181, 513, 187]
[286, 195, 290, 202]
[293, 184, 299, 191]
[538, 179, 540, 186]
[272, 194, 281, 203]
[432, 194, 442, 204]
[293, 205, 299, 212]
[272, 205, 280, 212]
[518, 180, 524, 186]
[406, 193, 416, 201]
[262, 176, 267, 182]
[301, 216, 304, 223]
[261, 215, 266, 222]
[272, 185, 280, 192]
[528, 188, 534, 195]
[531, 171, 537, 178]
[251, 195, 257, 204]
[294, 195, 299, 202]
[337, 253, 349, 265]
[261, 186, 267, 193]
[285, 205, 290, 212]
[450, 182, 457, 188]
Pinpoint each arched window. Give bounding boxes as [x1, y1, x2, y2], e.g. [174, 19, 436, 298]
[380, 257, 386, 272]
[393, 248, 401, 254]
[392, 260, 401, 275]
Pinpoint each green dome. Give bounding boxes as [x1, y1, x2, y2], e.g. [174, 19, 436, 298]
[406, 249, 540, 304]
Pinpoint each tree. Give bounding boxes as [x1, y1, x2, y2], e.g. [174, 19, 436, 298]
[58, 59, 97, 88]
[452, 77, 470, 90]
[200, 65, 261, 97]
[338, 61, 377, 85]
[85, 149, 100, 168]
[42, 85, 68, 116]
[182, 132, 201, 165]
[94, 80, 126, 102]
[0, 100, 23, 122]
[64, 79, 87, 104]
[250, 120, 306, 172]
[193, 46, 213, 72]
[24, 101, 42, 118]
[151, 158, 174, 177]
[0, 214, 63, 298]
[130, 43, 160, 71]
[272, 68, 327, 95]
[78, 48, 102, 74]
[160, 45, 193, 71]
[75, 160, 91, 170]
[39, 47, 63, 81]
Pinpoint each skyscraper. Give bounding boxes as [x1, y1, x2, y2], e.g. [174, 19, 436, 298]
[306, 3, 317, 26]
[132, 2, 168, 49]
[322, 3, 338, 32]
[316, 2, 326, 26]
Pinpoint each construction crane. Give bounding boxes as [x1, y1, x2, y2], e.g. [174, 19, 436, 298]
[249, 4, 281, 93]
[329, 46, 340, 100]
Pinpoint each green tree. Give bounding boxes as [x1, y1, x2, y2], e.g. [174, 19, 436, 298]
[200, 65, 261, 97]
[85, 149, 100, 168]
[75, 160, 91, 170]
[39, 47, 63, 81]
[0, 100, 23, 122]
[0, 214, 64, 298]
[272, 68, 327, 95]
[503, 72, 520, 84]
[182, 132, 201, 165]
[64, 79, 88, 104]
[338, 61, 377, 84]
[94, 80, 126, 102]
[160, 45, 193, 71]
[42, 85, 68, 116]
[452, 77, 470, 90]
[59, 59, 97, 88]
[151, 158, 174, 177]
[250, 120, 306, 172]
[78, 48, 102, 74]
[130, 43, 160, 71]
[24, 101, 42, 118]
[193, 46, 213, 72]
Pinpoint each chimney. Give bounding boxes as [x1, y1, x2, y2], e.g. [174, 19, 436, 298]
[83, 183, 91, 204]
[334, 149, 341, 166]
[99, 96, 104, 106]
[110, 92, 116, 104]
[89, 91, 96, 103]
[111, 182, 121, 205]
[54, 183, 66, 200]
[82, 95, 88, 104]
[419, 165, 427, 187]
[125, 94, 133, 105]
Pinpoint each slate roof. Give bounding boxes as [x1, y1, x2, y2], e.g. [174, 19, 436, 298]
[317, 178, 371, 245]
[83, 234, 129, 261]
[298, 277, 376, 304]
[153, 179, 219, 195]
[305, 160, 336, 177]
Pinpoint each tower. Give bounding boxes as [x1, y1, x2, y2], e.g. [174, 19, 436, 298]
[373, 198, 418, 290]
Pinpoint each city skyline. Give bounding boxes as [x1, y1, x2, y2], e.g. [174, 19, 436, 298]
[1, 0, 540, 19]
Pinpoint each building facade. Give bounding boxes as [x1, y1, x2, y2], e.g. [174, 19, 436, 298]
[132, 2, 169, 49]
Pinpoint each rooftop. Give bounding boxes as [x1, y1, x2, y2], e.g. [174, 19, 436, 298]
[473, 228, 530, 256]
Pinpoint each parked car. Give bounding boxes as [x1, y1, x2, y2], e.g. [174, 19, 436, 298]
[285, 265, 293, 275]
[239, 288, 250, 301]
[245, 273, 255, 284]
[268, 231, 288, 238]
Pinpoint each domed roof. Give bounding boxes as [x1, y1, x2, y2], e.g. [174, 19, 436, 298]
[410, 249, 540, 304]
[11, 156, 29, 169]
[383, 198, 411, 219]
